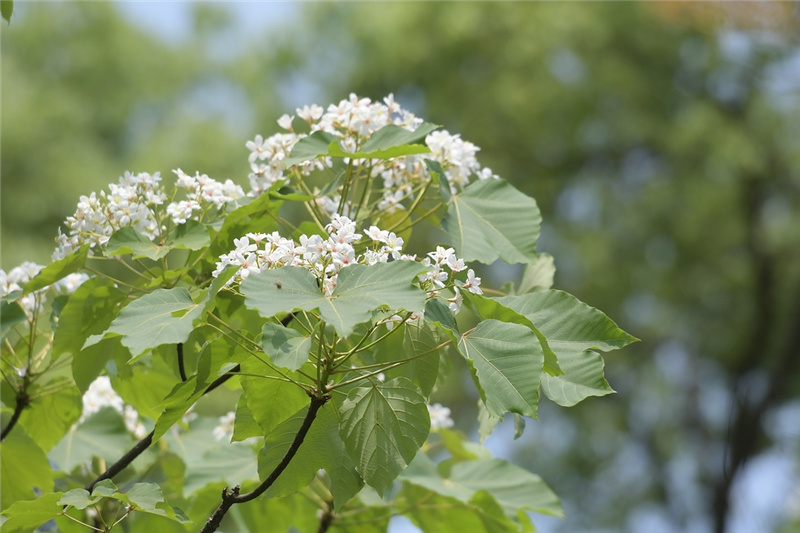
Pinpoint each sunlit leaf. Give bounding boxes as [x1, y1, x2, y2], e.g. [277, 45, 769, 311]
[0, 492, 63, 533]
[21, 244, 90, 294]
[261, 322, 313, 371]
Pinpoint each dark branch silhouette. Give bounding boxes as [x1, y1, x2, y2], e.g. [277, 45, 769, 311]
[177, 342, 187, 382]
[200, 394, 329, 533]
[0, 389, 29, 441]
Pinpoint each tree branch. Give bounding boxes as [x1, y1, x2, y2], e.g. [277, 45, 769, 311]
[200, 394, 330, 533]
[177, 343, 187, 382]
[0, 389, 29, 441]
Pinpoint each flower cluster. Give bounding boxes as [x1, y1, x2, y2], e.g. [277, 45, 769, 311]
[79, 376, 147, 439]
[214, 213, 481, 317]
[53, 170, 244, 260]
[245, 93, 497, 209]
[0, 262, 89, 315]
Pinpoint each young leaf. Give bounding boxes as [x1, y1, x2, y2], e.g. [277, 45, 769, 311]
[497, 290, 638, 407]
[0, 428, 54, 509]
[425, 159, 451, 204]
[518, 253, 556, 293]
[1, 0, 13, 24]
[442, 179, 541, 265]
[168, 220, 211, 250]
[283, 130, 339, 166]
[338, 377, 430, 495]
[402, 320, 442, 397]
[0, 493, 63, 533]
[59, 488, 99, 510]
[240, 358, 308, 436]
[106, 227, 171, 260]
[19, 381, 82, 451]
[261, 322, 313, 371]
[242, 262, 426, 336]
[21, 244, 90, 295]
[49, 408, 136, 473]
[359, 122, 439, 153]
[457, 319, 544, 419]
[106, 287, 204, 358]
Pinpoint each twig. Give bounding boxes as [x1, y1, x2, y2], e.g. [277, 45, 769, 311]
[0, 390, 29, 441]
[177, 343, 187, 382]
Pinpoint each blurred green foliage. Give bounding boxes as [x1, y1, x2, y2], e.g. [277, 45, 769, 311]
[3, 2, 800, 532]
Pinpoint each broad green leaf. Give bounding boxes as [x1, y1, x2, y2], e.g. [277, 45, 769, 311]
[53, 277, 126, 361]
[457, 319, 543, 419]
[59, 488, 98, 510]
[19, 381, 82, 451]
[477, 398, 500, 444]
[338, 377, 430, 495]
[235, 493, 320, 533]
[182, 443, 258, 496]
[518, 253, 556, 293]
[0, 492, 63, 533]
[360, 122, 439, 152]
[514, 413, 526, 440]
[257, 403, 362, 506]
[153, 378, 203, 442]
[1, 0, 13, 24]
[49, 408, 135, 472]
[168, 220, 210, 251]
[401, 482, 519, 533]
[112, 362, 182, 420]
[442, 179, 541, 264]
[0, 301, 26, 339]
[497, 290, 638, 407]
[438, 428, 486, 462]
[425, 158, 451, 204]
[242, 262, 426, 336]
[115, 483, 191, 523]
[424, 298, 460, 338]
[106, 287, 204, 358]
[283, 130, 339, 166]
[268, 186, 315, 202]
[402, 320, 441, 397]
[0, 428, 53, 509]
[232, 394, 263, 442]
[106, 227, 170, 260]
[240, 358, 308, 436]
[72, 335, 129, 392]
[327, 140, 430, 160]
[194, 334, 249, 393]
[261, 322, 313, 371]
[91, 479, 118, 497]
[21, 245, 90, 294]
[463, 292, 561, 376]
[401, 453, 563, 518]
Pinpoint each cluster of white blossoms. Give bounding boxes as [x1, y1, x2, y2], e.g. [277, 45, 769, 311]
[0, 262, 89, 315]
[79, 376, 147, 439]
[245, 93, 497, 207]
[214, 213, 481, 315]
[427, 403, 455, 430]
[52, 170, 244, 261]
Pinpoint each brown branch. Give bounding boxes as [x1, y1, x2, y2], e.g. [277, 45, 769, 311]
[177, 343, 187, 382]
[200, 394, 329, 533]
[0, 389, 29, 441]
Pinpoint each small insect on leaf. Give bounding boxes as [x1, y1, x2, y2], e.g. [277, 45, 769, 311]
[276, 281, 282, 289]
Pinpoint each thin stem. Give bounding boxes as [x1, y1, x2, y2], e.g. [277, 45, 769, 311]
[83, 267, 144, 293]
[200, 394, 329, 533]
[60, 512, 104, 532]
[393, 201, 444, 234]
[333, 312, 412, 370]
[338, 160, 355, 215]
[386, 179, 434, 232]
[113, 257, 151, 280]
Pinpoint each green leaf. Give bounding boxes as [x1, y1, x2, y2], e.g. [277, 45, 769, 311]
[360, 122, 439, 152]
[168, 220, 211, 251]
[21, 245, 90, 294]
[59, 488, 98, 510]
[106, 227, 170, 260]
[72, 335, 129, 392]
[442, 179, 541, 264]
[0, 301, 27, 340]
[240, 358, 308, 436]
[53, 277, 126, 362]
[425, 159, 451, 204]
[401, 482, 519, 533]
[232, 394, 263, 442]
[118, 483, 191, 523]
[261, 322, 313, 371]
[497, 290, 638, 407]
[283, 130, 340, 166]
[268, 186, 315, 202]
[112, 362, 182, 420]
[49, 408, 135, 472]
[402, 320, 441, 397]
[91, 479, 118, 497]
[477, 399, 499, 444]
[257, 403, 362, 506]
[208, 194, 282, 259]
[0, 492, 63, 533]
[1, 428, 54, 509]
[338, 377, 430, 495]
[424, 298, 460, 337]
[457, 319, 543, 419]
[401, 453, 563, 518]
[463, 292, 561, 376]
[242, 262, 426, 336]
[106, 287, 204, 358]
[153, 378, 203, 442]
[518, 253, 556, 293]
[1, 0, 13, 24]
[19, 381, 82, 451]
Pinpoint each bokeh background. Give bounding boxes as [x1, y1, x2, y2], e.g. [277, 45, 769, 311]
[3, 3, 800, 532]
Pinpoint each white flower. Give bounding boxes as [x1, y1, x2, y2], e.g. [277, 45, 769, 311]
[460, 269, 482, 295]
[55, 273, 90, 294]
[80, 376, 125, 422]
[213, 411, 236, 442]
[278, 114, 294, 131]
[166, 200, 200, 224]
[427, 403, 454, 430]
[365, 225, 388, 243]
